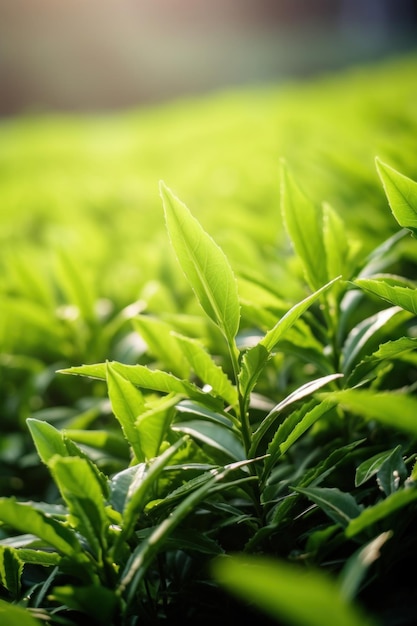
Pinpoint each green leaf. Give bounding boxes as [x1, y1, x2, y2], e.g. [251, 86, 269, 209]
[118, 458, 256, 606]
[281, 162, 328, 290]
[339, 532, 393, 601]
[355, 446, 404, 487]
[135, 393, 178, 461]
[264, 398, 337, 476]
[0, 546, 23, 597]
[375, 446, 408, 496]
[26, 418, 70, 463]
[341, 306, 407, 374]
[154, 527, 223, 555]
[106, 362, 146, 462]
[51, 584, 118, 625]
[0, 498, 83, 558]
[0, 599, 43, 626]
[63, 429, 130, 460]
[54, 249, 96, 322]
[323, 202, 350, 284]
[27, 418, 109, 496]
[348, 336, 417, 386]
[59, 361, 223, 409]
[48, 456, 111, 561]
[320, 389, 417, 438]
[173, 332, 238, 406]
[176, 399, 237, 429]
[355, 277, 417, 314]
[346, 487, 417, 538]
[376, 158, 417, 236]
[239, 278, 339, 410]
[132, 315, 190, 378]
[250, 374, 342, 456]
[116, 437, 187, 547]
[172, 420, 245, 462]
[212, 554, 377, 626]
[160, 182, 240, 344]
[11, 548, 61, 567]
[294, 487, 363, 528]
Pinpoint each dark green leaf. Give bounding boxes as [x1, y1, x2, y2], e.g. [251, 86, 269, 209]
[346, 487, 417, 538]
[294, 486, 363, 528]
[51, 584, 118, 625]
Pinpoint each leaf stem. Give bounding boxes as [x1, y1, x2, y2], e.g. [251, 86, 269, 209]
[228, 340, 252, 457]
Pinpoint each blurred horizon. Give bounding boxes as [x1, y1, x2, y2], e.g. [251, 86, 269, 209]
[1, 0, 417, 117]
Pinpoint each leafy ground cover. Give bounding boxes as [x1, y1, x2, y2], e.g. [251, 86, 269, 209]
[1, 52, 417, 625]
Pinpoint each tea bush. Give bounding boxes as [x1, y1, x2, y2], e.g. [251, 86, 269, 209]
[1, 52, 417, 625]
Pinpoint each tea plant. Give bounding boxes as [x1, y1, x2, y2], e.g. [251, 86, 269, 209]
[1, 154, 417, 625]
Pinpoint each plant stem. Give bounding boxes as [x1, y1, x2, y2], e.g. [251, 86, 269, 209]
[227, 340, 252, 457]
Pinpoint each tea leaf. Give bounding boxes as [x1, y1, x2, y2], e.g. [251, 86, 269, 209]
[135, 393, 178, 461]
[54, 249, 96, 323]
[117, 437, 187, 547]
[341, 306, 407, 374]
[323, 202, 350, 283]
[132, 315, 190, 378]
[106, 363, 146, 462]
[63, 429, 130, 460]
[27, 418, 71, 462]
[264, 398, 337, 474]
[348, 336, 417, 386]
[49, 456, 111, 561]
[27, 418, 109, 495]
[59, 362, 223, 409]
[0, 546, 23, 598]
[51, 584, 118, 625]
[376, 158, 417, 236]
[294, 487, 363, 528]
[160, 182, 240, 344]
[355, 446, 404, 487]
[212, 554, 376, 626]
[119, 458, 256, 605]
[346, 488, 417, 538]
[172, 420, 245, 462]
[320, 389, 417, 437]
[240, 278, 339, 409]
[355, 277, 417, 314]
[0, 498, 83, 557]
[281, 162, 328, 290]
[338, 532, 393, 602]
[250, 374, 342, 455]
[374, 446, 407, 496]
[173, 332, 238, 406]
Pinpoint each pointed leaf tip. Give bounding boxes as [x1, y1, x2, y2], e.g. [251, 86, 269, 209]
[160, 183, 240, 343]
[375, 158, 417, 234]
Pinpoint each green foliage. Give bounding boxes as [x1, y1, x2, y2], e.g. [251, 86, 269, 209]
[2, 53, 417, 625]
[212, 554, 378, 626]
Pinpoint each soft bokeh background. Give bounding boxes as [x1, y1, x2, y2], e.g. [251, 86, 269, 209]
[1, 0, 417, 116]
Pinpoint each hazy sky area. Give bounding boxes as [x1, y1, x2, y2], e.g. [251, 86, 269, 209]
[1, 0, 416, 116]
